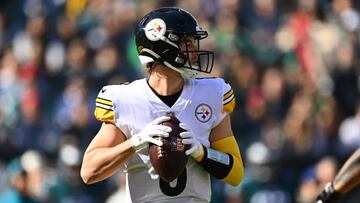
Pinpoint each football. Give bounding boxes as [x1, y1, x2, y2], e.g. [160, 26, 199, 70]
[149, 113, 189, 182]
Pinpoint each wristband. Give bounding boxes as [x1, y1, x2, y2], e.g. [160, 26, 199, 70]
[198, 145, 233, 179]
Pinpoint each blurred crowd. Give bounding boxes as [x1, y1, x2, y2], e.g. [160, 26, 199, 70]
[0, 0, 360, 202]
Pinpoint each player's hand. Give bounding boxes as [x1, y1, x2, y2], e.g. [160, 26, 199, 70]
[148, 166, 159, 180]
[179, 123, 204, 158]
[316, 182, 340, 203]
[143, 156, 159, 179]
[131, 116, 172, 151]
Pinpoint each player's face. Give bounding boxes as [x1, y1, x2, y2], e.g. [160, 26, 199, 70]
[179, 36, 198, 66]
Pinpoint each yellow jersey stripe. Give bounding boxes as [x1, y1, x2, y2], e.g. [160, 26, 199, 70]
[94, 106, 115, 123]
[223, 89, 233, 101]
[96, 97, 113, 106]
[223, 97, 235, 113]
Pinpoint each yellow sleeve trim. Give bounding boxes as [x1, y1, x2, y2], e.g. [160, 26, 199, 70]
[94, 107, 115, 123]
[96, 97, 113, 106]
[223, 97, 236, 113]
[211, 136, 244, 186]
[223, 89, 233, 100]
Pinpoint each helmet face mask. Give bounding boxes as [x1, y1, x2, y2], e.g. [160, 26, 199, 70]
[135, 7, 214, 78]
[180, 35, 214, 75]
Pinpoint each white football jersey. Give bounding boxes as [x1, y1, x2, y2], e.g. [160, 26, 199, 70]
[94, 78, 235, 203]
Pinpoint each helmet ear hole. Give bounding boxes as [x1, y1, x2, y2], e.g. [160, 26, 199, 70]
[175, 55, 186, 66]
[168, 33, 179, 42]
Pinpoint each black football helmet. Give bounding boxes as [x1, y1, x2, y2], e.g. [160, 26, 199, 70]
[135, 7, 214, 78]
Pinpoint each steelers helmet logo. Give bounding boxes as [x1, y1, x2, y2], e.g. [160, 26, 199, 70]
[195, 104, 212, 123]
[144, 18, 166, 41]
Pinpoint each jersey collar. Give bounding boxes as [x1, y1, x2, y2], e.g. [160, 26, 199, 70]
[138, 78, 194, 116]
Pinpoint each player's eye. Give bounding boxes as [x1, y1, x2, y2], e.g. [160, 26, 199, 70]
[186, 41, 196, 48]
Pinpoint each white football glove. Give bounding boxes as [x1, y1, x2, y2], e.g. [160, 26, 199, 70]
[141, 156, 160, 180]
[147, 166, 159, 180]
[131, 116, 172, 151]
[179, 123, 204, 158]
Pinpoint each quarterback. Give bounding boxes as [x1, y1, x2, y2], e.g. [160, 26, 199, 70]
[80, 7, 244, 203]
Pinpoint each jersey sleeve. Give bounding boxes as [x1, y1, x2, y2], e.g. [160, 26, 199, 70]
[222, 81, 236, 113]
[94, 86, 115, 123]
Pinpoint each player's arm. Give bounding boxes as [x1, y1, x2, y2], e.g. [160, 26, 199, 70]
[81, 86, 171, 184]
[185, 115, 244, 186]
[333, 148, 360, 193]
[181, 80, 244, 186]
[208, 115, 244, 186]
[81, 116, 171, 184]
[80, 122, 135, 184]
[181, 115, 244, 186]
[317, 148, 360, 203]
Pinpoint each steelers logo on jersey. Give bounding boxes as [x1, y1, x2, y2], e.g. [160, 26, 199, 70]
[195, 103, 212, 123]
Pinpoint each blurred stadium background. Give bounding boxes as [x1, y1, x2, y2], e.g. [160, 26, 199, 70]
[0, 0, 360, 202]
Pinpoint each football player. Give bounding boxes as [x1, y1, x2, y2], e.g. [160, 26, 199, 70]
[80, 7, 244, 202]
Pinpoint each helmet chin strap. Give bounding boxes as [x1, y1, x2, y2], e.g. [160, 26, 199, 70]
[138, 48, 199, 79]
[163, 61, 198, 79]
